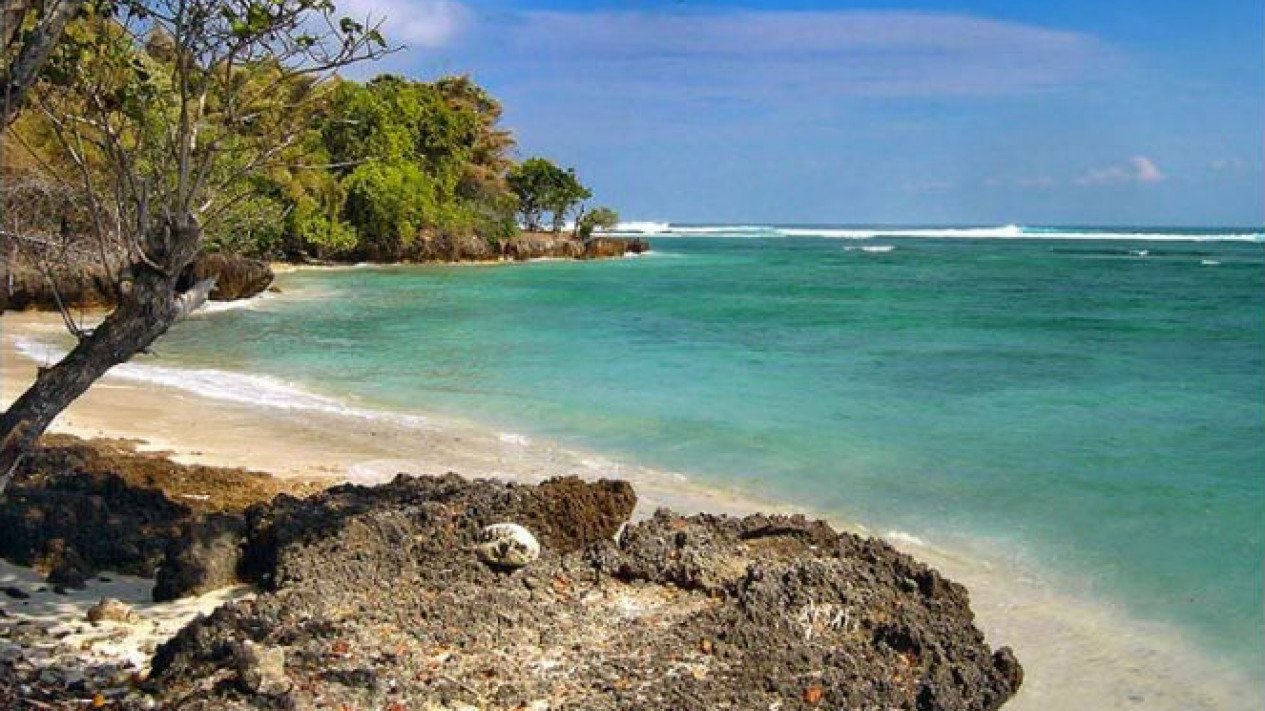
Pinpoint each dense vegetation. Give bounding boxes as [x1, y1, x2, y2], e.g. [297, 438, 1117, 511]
[3, 19, 617, 263]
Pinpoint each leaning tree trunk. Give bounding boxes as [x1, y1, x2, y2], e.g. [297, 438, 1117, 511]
[0, 219, 204, 491]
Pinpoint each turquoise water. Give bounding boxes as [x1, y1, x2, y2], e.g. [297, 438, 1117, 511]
[155, 230, 1264, 673]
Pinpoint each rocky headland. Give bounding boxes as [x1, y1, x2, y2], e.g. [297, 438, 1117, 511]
[1, 232, 648, 312]
[0, 436, 1021, 710]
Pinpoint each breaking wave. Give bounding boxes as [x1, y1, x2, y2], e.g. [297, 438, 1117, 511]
[611, 222, 1264, 242]
[10, 336, 433, 429]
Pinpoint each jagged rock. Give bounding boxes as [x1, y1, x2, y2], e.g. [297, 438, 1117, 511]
[148, 477, 1020, 711]
[86, 598, 135, 624]
[1, 443, 1019, 710]
[153, 514, 247, 602]
[0, 435, 317, 596]
[475, 523, 540, 568]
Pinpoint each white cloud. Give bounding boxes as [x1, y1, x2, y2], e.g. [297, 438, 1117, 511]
[339, 0, 469, 49]
[475, 10, 1114, 100]
[1075, 156, 1166, 186]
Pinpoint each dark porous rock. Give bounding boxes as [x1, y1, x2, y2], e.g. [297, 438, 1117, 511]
[0, 454, 188, 583]
[0, 436, 315, 598]
[148, 476, 1019, 711]
[234, 473, 636, 592]
[186, 253, 274, 301]
[45, 559, 90, 590]
[153, 514, 249, 602]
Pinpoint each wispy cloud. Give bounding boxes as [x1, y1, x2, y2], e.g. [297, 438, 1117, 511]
[462, 9, 1115, 102]
[1075, 156, 1166, 186]
[341, 0, 470, 48]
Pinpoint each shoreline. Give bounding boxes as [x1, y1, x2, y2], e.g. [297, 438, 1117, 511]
[2, 309, 1260, 709]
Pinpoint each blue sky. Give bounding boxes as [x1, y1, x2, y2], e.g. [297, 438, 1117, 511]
[348, 0, 1263, 226]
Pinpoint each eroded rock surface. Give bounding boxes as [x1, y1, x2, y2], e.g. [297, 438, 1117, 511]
[0, 441, 1020, 709]
[150, 479, 1020, 710]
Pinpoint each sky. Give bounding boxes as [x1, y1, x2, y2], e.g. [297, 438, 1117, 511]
[344, 0, 1263, 226]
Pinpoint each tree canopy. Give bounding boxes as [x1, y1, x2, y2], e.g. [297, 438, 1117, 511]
[507, 157, 591, 233]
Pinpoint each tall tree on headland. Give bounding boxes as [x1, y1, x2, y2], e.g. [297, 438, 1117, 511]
[507, 156, 590, 233]
[0, 0, 386, 489]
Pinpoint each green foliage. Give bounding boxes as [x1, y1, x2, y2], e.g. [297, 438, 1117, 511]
[579, 206, 620, 239]
[340, 161, 438, 259]
[11, 17, 615, 261]
[507, 157, 591, 233]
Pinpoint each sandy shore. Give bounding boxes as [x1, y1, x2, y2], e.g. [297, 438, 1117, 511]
[2, 309, 1260, 710]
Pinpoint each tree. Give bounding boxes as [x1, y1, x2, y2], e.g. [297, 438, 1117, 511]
[1, 0, 84, 126]
[577, 206, 619, 240]
[0, 0, 386, 488]
[506, 156, 590, 233]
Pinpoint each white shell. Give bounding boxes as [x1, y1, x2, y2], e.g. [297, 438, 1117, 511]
[476, 523, 541, 568]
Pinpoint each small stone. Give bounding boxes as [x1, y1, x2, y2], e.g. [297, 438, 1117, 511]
[86, 598, 136, 624]
[2, 586, 30, 600]
[475, 523, 541, 568]
[235, 640, 291, 696]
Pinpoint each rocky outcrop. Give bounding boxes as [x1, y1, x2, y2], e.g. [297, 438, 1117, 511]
[148, 476, 1019, 710]
[0, 259, 117, 311]
[583, 235, 648, 258]
[0, 439, 1021, 709]
[0, 436, 319, 589]
[406, 229, 648, 262]
[407, 229, 501, 261]
[1, 251, 272, 311]
[186, 253, 274, 301]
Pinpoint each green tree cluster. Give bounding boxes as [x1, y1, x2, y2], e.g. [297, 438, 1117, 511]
[507, 157, 591, 233]
[6, 24, 617, 262]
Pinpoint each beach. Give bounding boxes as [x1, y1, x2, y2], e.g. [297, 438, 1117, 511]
[2, 300, 1259, 710]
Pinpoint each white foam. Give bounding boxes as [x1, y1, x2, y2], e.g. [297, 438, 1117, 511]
[193, 292, 271, 315]
[885, 530, 928, 547]
[845, 245, 896, 253]
[1201, 259, 1221, 266]
[611, 223, 775, 237]
[498, 432, 531, 446]
[603, 222, 1264, 242]
[612, 221, 673, 235]
[773, 224, 1263, 242]
[782, 224, 1025, 239]
[11, 336, 433, 430]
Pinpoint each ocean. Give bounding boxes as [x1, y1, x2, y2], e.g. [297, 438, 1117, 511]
[16, 225, 1265, 699]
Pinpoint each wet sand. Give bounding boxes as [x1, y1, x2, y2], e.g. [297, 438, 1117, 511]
[1, 309, 1259, 710]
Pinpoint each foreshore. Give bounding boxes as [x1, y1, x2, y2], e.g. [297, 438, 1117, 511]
[1, 309, 1259, 710]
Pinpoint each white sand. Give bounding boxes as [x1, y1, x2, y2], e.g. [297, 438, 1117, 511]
[0, 560, 250, 675]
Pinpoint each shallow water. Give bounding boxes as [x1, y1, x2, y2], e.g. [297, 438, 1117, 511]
[50, 230, 1265, 691]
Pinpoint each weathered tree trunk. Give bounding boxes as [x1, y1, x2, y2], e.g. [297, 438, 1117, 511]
[1, 0, 84, 126]
[0, 219, 202, 491]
